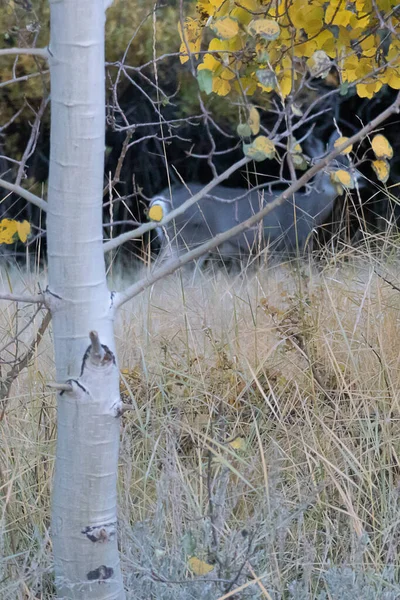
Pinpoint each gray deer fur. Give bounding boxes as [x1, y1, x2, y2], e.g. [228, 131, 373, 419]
[151, 137, 356, 266]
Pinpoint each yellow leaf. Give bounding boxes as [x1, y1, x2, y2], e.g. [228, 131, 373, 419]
[371, 134, 393, 160]
[277, 69, 293, 97]
[197, 0, 227, 17]
[198, 52, 220, 72]
[248, 19, 281, 41]
[387, 68, 400, 90]
[230, 0, 258, 24]
[330, 169, 355, 188]
[292, 141, 302, 153]
[356, 80, 382, 98]
[212, 77, 231, 96]
[253, 136, 275, 158]
[372, 159, 390, 183]
[148, 205, 164, 222]
[360, 35, 378, 57]
[314, 30, 336, 57]
[334, 136, 353, 155]
[244, 135, 276, 161]
[289, 1, 324, 35]
[248, 106, 260, 135]
[234, 76, 257, 95]
[16, 220, 30, 243]
[219, 66, 236, 81]
[179, 40, 202, 64]
[210, 16, 239, 40]
[294, 38, 317, 58]
[188, 556, 214, 575]
[341, 55, 359, 82]
[0, 219, 18, 244]
[229, 437, 246, 450]
[208, 36, 242, 53]
[178, 18, 202, 63]
[326, 7, 353, 26]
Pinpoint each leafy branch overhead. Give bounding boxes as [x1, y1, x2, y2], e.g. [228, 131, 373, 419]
[179, 0, 400, 99]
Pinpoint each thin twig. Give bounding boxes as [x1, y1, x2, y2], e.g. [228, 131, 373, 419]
[373, 268, 400, 294]
[0, 310, 52, 420]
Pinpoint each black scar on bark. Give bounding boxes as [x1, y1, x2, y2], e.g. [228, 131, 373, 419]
[59, 379, 88, 396]
[87, 565, 114, 581]
[82, 522, 116, 543]
[80, 343, 116, 376]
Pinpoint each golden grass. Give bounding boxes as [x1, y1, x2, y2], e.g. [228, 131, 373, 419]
[1, 254, 400, 598]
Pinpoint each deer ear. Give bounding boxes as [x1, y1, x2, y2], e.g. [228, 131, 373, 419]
[327, 130, 341, 150]
[303, 136, 325, 161]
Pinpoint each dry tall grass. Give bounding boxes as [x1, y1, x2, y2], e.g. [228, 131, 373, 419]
[1, 251, 400, 599]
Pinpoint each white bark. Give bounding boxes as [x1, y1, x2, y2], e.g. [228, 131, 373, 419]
[47, 1, 124, 598]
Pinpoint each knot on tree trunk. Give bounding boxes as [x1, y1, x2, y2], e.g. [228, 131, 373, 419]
[80, 330, 116, 375]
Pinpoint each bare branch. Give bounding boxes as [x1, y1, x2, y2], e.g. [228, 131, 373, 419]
[16, 96, 49, 186]
[0, 48, 49, 59]
[0, 311, 51, 417]
[0, 70, 49, 89]
[103, 156, 250, 254]
[0, 178, 47, 212]
[0, 292, 44, 304]
[114, 92, 400, 309]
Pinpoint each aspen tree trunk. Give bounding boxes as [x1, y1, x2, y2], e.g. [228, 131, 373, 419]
[46, 1, 125, 597]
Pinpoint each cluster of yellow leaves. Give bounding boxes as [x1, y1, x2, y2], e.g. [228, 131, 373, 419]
[371, 134, 393, 183]
[326, 136, 356, 193]
[0, 219, 30, 244]
[178, 0, 400, 99]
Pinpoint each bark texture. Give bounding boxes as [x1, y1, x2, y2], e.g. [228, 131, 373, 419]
[47, 1, 124, 597]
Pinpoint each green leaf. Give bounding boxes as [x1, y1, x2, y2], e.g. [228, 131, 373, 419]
[243, 135, 275, 162]
[182, 531, 196, 557]
[197, 69, 213, 95]
[237, 123, 252, 138]
[256, 69, 277, 88]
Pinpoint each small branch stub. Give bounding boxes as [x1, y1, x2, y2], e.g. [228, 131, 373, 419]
[47, 381, 74, 393]
[89, 330, 105, 361]
[81, 330, 115, 373]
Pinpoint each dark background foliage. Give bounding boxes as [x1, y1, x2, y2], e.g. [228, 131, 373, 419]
[1, 0, 399, 263]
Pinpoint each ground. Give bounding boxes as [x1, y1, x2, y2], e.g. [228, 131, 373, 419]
[1, 255, 400, 599]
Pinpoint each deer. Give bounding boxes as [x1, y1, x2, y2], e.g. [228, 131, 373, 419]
[150, 135, 360, 269]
